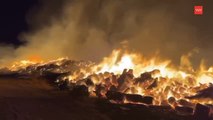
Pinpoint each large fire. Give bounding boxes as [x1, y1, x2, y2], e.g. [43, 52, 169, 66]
[2, 49, 213, 108]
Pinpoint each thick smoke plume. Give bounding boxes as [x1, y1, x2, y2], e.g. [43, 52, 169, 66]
[0, 0, 213, 67]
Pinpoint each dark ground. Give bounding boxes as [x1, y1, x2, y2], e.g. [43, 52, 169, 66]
[0, 78, 110, 120]
[0, 78, 195, 120]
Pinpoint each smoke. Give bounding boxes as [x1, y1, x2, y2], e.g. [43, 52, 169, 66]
[0, 0, 213, 67]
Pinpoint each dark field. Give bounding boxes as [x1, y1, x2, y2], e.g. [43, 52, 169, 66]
[0, 78, 203, 120]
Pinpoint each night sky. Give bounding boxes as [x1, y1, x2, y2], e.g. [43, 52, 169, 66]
[0, 0, 211, 46]
[0, 0, 38, 46]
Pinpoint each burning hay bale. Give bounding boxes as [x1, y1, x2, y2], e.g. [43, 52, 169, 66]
[125, 94, 153, 104]
[135, 72, 152, 83]
[187, 84, 213, 99]
[175, 106, 194, 115]
[106, 91, 125, 102]
[105, 91, 153, 105]
[116, 69, 134, 92]
[177, 99, 195, 108]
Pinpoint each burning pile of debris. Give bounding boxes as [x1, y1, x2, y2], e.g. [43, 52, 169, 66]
[0, 49, 213, 119]
[0, 58, 94, 79]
